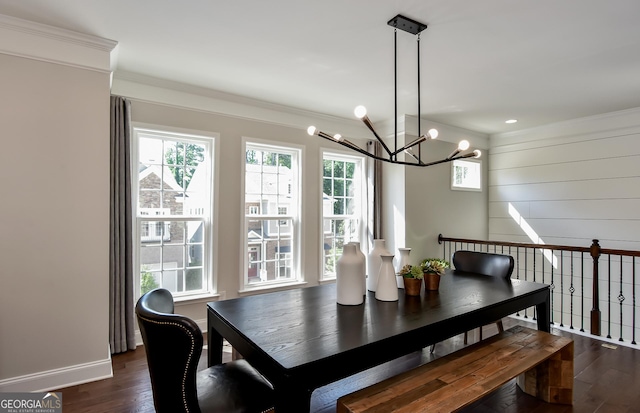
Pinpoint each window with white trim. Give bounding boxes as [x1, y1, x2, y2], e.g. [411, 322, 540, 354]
[322, 151, 366, 279]
[451, 159, 482, 191]
[133, 128, 214, 298]
[243, 142, 300, 288]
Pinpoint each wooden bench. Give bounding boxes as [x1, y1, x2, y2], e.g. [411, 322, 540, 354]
[337, 325, 573, 413]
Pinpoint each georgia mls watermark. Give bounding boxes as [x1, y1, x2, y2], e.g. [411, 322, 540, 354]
[0, 392, 62, 413]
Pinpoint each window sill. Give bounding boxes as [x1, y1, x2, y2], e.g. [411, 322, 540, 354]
[318, 278, 336, 285]
[238, 281, 308, 295]
[173, 292, 221, 306]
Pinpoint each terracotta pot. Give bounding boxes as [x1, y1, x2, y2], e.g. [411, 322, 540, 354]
[424, 272, 441, 291]
[403, 277, 422, 296]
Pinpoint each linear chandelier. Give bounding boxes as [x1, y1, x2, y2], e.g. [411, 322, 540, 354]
[307, 14, 481, 167]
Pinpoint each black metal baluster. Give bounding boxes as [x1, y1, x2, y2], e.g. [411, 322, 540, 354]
[560, 250, 564, 327]
[607, 254, 612, 339]
[549, 249, 554, 325]
[570, 252, 575, 330]
[581, 251, 585, 332]
[633, 256, 637, 345]
[619, 255, 624, 342]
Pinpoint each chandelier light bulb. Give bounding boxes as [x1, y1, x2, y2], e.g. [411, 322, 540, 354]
[307, 126, 317, 136]
[458, 140, 470, 151]
[354, 105, 367, 119]
[474, 149, 482, 158]
[428, 128, 438, 139]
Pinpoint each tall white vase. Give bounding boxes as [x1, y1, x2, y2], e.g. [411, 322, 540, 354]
[336, 244, 364, 305]
[349, 241, 367, 297]
[394, 248, 412, 288]
[367, 239, 388, 292]
[375, 253, 399, 302]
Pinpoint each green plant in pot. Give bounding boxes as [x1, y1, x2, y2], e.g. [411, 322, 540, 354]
[420, 258, 450, 290]
[397, 264, 423, 295]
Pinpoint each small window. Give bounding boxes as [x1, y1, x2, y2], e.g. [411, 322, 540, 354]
[451, 159, 482, 191]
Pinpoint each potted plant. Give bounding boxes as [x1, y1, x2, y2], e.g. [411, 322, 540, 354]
[397, 264, 423, 296]
[420, 258, 450, 290]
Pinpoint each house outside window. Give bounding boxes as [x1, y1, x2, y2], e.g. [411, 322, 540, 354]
[243, 141, 301, 289]
[322, 151, 366, 279]
[133, 127, 214, 298]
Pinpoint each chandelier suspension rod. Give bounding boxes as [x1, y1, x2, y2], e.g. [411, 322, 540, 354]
[394, 28, 398, 161]
[417, 33, 422, 162]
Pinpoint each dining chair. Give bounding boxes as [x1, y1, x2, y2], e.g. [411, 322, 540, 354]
[452, 250, 515, 344]
[136, 288, 275, 413]
[430, 250, 515, 353]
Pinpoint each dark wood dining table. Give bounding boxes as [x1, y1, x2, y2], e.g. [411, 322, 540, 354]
[207, 270, 550, 413]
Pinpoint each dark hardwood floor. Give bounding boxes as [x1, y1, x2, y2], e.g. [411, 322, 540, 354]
[56, 318, 640, 412]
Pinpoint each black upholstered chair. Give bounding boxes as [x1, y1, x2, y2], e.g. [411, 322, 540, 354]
[136, 288, 274, 413]
[452, 250, 515, 344]
[430, 250, 515, 353]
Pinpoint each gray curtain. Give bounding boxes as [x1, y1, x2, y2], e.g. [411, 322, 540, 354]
[109, 95, 136, 354]
[366, 140, 382, 244]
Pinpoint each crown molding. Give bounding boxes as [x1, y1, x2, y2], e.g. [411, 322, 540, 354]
[0, 13, 117, 72]
[490, 106, 640, 147]
[111, 71, 368, 137]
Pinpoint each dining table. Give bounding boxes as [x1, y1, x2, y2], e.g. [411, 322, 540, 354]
[207, 269, 550, 413]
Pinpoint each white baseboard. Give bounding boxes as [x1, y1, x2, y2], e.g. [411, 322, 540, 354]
[0, 349, 113, 392]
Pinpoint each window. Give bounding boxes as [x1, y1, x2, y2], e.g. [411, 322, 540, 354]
[322, 152, 366, 279]
[133, 127, 214, 298]
[451, 159, 482, 191]
[243, 141, 300, 288]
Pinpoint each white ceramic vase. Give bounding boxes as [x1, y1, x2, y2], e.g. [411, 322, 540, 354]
[367, 239, 388, 292]
[375, 253, 399, 302]
[349, 241, 367, 297]
[337, 244, 364, 305]
[394, 247, 412, 288]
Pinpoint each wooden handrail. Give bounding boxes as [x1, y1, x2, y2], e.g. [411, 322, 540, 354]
[438, 234, 640, 257]
[438, 234, 590, 253]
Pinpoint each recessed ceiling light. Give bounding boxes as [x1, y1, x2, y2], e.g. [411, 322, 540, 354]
[505, 119, 518, 124]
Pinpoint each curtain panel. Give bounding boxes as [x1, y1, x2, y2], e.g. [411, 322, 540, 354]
[366, 140, 382, 244]
[109, 95, 136, 354]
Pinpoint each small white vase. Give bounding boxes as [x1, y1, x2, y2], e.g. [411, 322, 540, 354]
[394, 248, 412, 288]
[349, 241, 367, 297]
[337, 244, 364, 305]
[375, 253, 399, 302]
[367, 239, 388, 292]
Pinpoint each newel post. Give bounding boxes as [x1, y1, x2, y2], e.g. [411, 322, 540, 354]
[590, 239, 601, 336]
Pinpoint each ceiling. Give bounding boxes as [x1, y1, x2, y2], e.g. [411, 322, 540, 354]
[1, 0, 640, 134]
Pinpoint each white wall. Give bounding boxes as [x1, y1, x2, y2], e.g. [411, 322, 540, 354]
[489, 108, 640, 250]
[0, 16, 115, 391]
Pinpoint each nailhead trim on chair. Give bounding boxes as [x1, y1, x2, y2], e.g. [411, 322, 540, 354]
[139, 315, 195, 413]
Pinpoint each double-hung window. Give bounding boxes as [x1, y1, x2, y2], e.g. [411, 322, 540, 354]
[322, 151, 366, 279]
[243, 141, 301, 289]
[133, 127, 214, 298]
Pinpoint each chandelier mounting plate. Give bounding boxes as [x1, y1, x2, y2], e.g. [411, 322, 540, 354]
[387, 14, 428, 35]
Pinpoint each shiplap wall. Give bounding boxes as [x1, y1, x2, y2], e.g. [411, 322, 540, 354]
[489, 107, 640, 344]
[489, 108, 640, 250]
